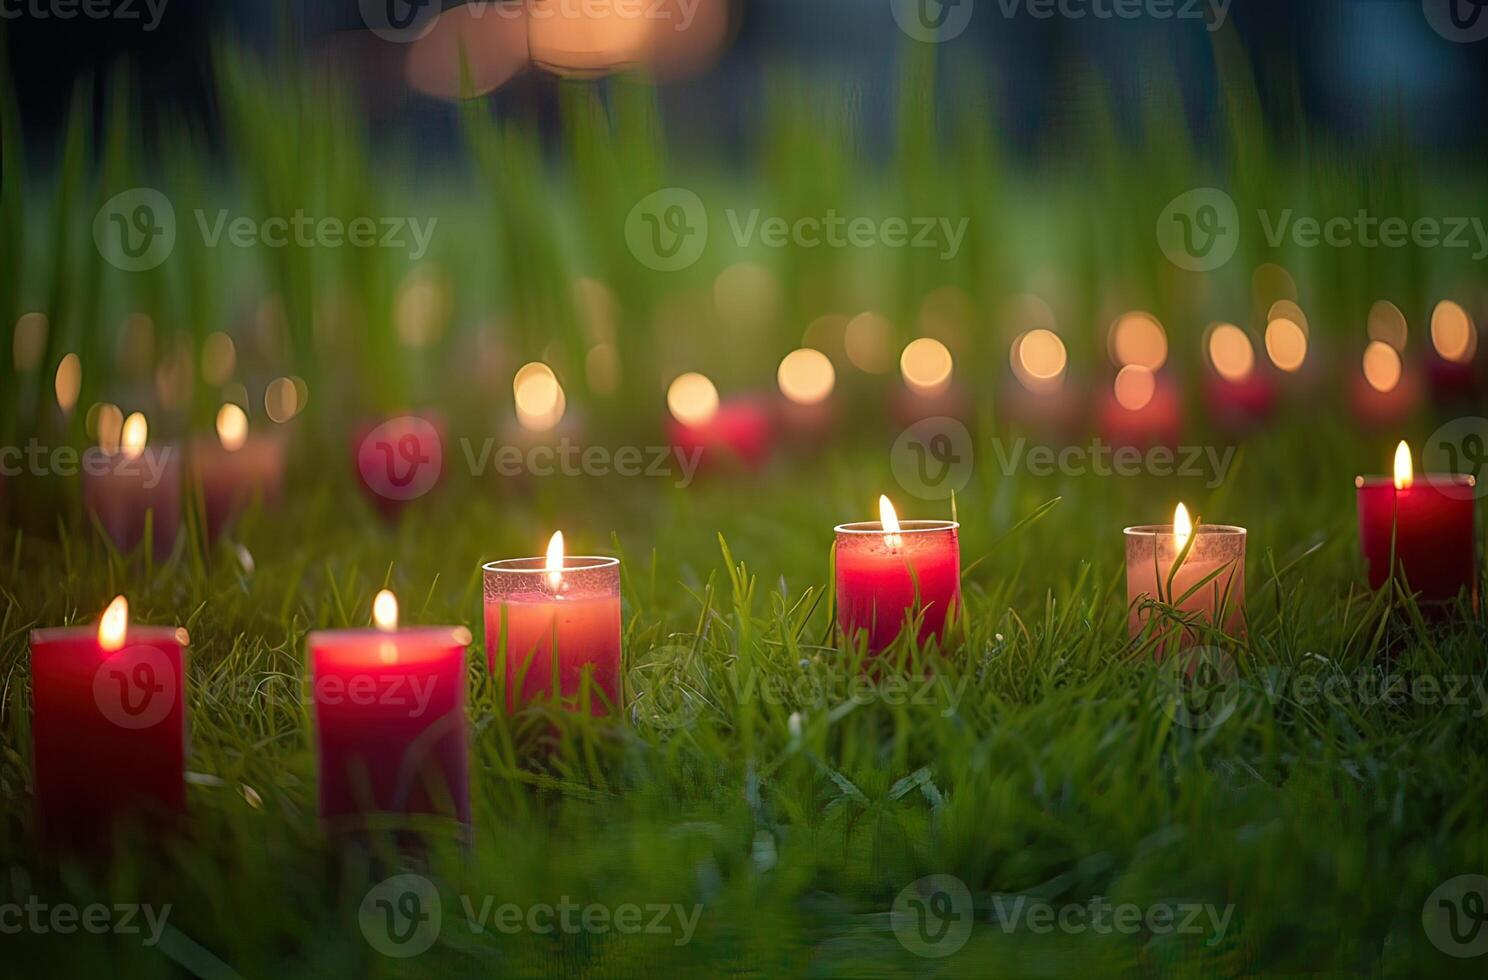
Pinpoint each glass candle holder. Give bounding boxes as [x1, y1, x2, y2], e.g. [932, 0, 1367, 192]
[483, 556, 623, 716]
[1355, 475, 1477, 605]
[1124, 524, 1247, 644]
[834, 520, 960, 655]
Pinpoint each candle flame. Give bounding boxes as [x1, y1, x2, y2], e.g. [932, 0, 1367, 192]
[1393, 440, 1414, 490]
[879, 495, 903, 549]
[99, 595, 129, 652]
[121, 412, 148, 460]
[546, 531, 565, 589]
[1174, 503, 1192, 553]
[373, 590, 399, 632]
[216, 403, 249, 452]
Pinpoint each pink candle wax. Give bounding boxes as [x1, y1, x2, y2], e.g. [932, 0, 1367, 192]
[1097, 371, 1182, 449]
[1124, 522, 1247, 644]
[666, 397, 772, 472]
[835, 516, 960, 655]
[1356, 475, 1477, 605]
[30, 599, 188, 849]
[310, 616, 471, 829]
[81, 445, 181, 554]
[189, 433, 285, 540]
[484, 555, 623, 715]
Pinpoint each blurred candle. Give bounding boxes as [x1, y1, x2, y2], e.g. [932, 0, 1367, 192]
[310, 591, 471, 831]
[1351, 342, 1419, 428]
[835, 496, 960, 655]
[666, 373, 772, 471]
[1203, 323, 1275, 433]
[189, 404, 286, 539]
[81, 412, 181, 554]
[1098, 367, 1182, 448]
[1356, 442, 1478, 607]
[1426, 300, 1480, 402]
[484, 533, 623, 716]
[1124, 504, 1247, 646]
[30, 596, 188, 849]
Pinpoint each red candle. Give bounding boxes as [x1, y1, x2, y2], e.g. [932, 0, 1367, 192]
[352, 412, 445, 520]
[1356, 442, 1478, 606]
[30, 596, 188, 849]
[835, 496, 960, 655]
[189, 404, 286, 539]
[1351, 343, 1420, 428]
[81, 412, 181, 554]
[484, 533, 623, 716]
[666, 374, 772, 472]
[1097, 367, 1182, 449]
[310, 591, 471, 830]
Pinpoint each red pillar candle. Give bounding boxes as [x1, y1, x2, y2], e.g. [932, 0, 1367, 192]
[30, 596, 188, 849]
[310, 591, 471, 831]
[835, 496, 960, 655]
[1097, 367, 1182, 449]
[484, 533, 623, 716]
[1124, 504, 1247, 645]
[666, 374, 772, 472]
[189, 404, 286, 540]
[81, 413, 181, 554]
[1356, 442, 1478, 605]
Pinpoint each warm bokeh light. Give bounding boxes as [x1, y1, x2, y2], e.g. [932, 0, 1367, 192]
[1264, 317, 1309, 372]
[777, 348, 836, 405]
[98, 595, 129, 653]
[1113, 365, 1156, 411]
[1173, 503, 1192, 554]
[528, 0, 651, 76]
[405, 2, 527, 99]
[514, 362, 567, 432]
[1362, 341, 1403, 393]
[575, 277, 618, 344]
[201, 331, 237, 387]
[586, 343, 621, 396]
[121, 412, 148, 460]
[394, 268, 451, 349]
[373, 590, 399, 632]
[667, 372, 719, 427]
[1252, 263, 1298, 309]
[546, 531, 565, 589]
[916, 286, 973, 351]
[13, 312, 47, 372]
[713, 262, 781, 332]
[844, 312, 894, 374]
[1207, 323, 1256, 383]
[54, 352, 81, 414]
[899, 337, 954, 397]
[1267, 300, 1310, 337]
[1393, 440, 1414, 491]
[1002, 293, 1057, 338]
[156, 341, 194, 411]
[1367, 300, 1408, 351]
[1430, 300, 1477, 364]
[94, 403, 124, 454]
[216, 403, 249, 452]
[265, 377, 301, 423]
[1109, 312, 1168, 371]
[1011, 329, 1068, 394]
[802, 313, 848, 354]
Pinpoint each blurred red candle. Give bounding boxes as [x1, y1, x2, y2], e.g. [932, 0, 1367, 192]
[30, 596, 188, 849]
[81, 412, 180, 554]
[190, 404, 285, 539]
[1356, 442, 1478, 605]
[1098, 367, 1182, 448]
[310, 591, 471, 830]
[835, 496, 960, 655]
[484, 533, 623, 716]
[666, 373, 771, 471]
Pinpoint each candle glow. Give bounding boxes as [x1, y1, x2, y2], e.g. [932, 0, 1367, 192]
[216, 404, 249, 452]
[546, 531, 565, 589]
[98, 595, 129, 652]
[879, 494, 902, 550]
[1393, 440, 1414, 491]
[1173, 503, 1192, 554]
[121, 412, 148, 460]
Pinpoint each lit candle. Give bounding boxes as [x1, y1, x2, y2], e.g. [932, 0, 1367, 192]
[1351, 342, 1420, 428]
[29, 596, 188, 849]
[1202, 323, 1276, 433]
[483, 532, 623, 716]
[310, 590, 471, 831]
[1356, 442, 1478, 607]
[81, 412, 181, 554]
[834, 496, 960, 655]
[1097, 367, 1182, 449]
[1124, 503, 1247, 646]
[189, 404, 286, 539]
[665, 373, 772, 472]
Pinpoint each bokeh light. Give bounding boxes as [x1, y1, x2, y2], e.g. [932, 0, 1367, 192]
[1113, 364, 1156, 411]
[514, 362, 567, 432]
[1430, 300, 1477, 363]
[585, 343, 621, 396]
[900, 338, 954, 397]
[265, 377, 301, 423]
[216, 403, 249, 452]
[1362, 341, 1403, 393]
[13, 312, 47, 372]
[667, 372, 719, 427]
[405, 3, 528, 99]
[844, 312, 894, 374]
[202, 331, 237, 387]
[1010, 329, 1067, 394]
[93, 403, 124, 453]
[1108, 312, 1168, 371]
[53, 352, 81, 414]
[1264, 317, 1309, 372]
[713, 262, 781, 333]
[1367, 300, 1408, 351]
[395, 267, 451, 349]
[1267, 299, 1310, 337]
[1206, 323, 1256, 383]
[777, 348, 836, 405]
